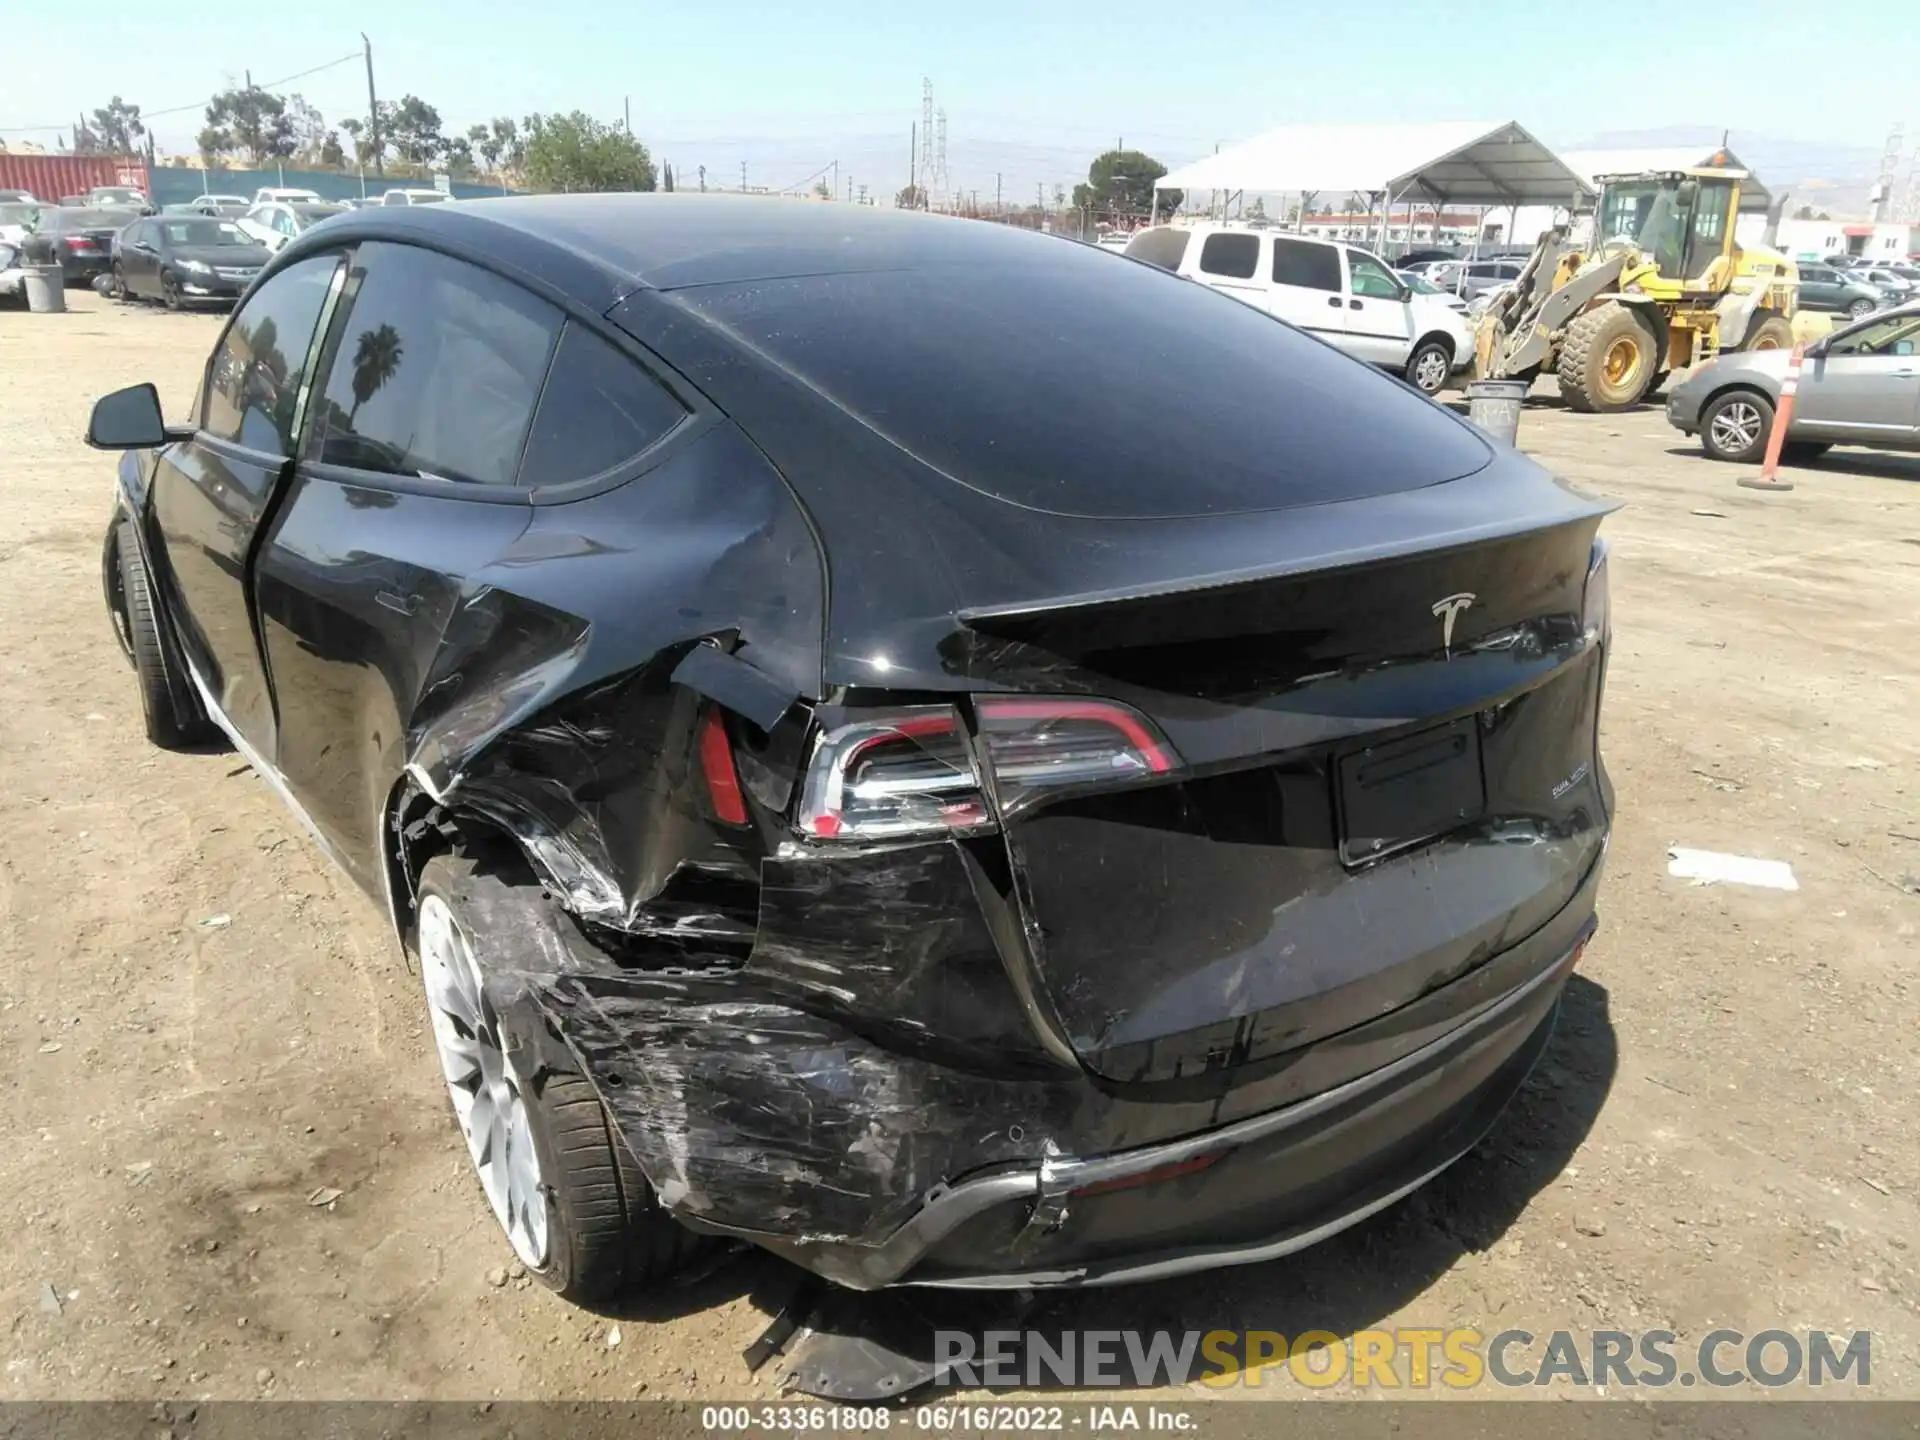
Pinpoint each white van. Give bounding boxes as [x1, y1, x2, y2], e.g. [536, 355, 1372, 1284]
[1124, 224, 1475, 395]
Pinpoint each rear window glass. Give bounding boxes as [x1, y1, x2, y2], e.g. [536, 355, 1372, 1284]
[519, 323, 687, 485]
[676, 257, 1490, 520]
[1122, 228, 1192, 271]
[1272, 238, 1340, 291]
[1198, 232, 1260, 279]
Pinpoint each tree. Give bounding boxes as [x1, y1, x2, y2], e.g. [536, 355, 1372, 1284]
[440, 136, 474, 176]
[385, 95, 445, 169]
[520, 111, 655, 193]
[895, 183, 926, 209]
[319, 131, 345, 168]
[202, 86, 294, 166]
[1246, 196, 1267, 220]
[1070, 150, 1179, 218]
[284, 94, 331, 165]
[89, 97, 145, 155]
[812, 178, 832, 200]
[348, 324, 404, 427]
[72, 118, 102, 155]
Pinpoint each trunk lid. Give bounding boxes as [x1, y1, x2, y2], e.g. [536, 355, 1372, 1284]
[965, 515, 1609, 1081]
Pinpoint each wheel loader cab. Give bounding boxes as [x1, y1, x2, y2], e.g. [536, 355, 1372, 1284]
[1594, 172, 1740, 289]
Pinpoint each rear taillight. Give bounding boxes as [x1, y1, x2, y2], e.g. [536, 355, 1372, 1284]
[794, 697, 1180, 841]
[1583, 539, 1611, 643]
[698, 707, 749, 825]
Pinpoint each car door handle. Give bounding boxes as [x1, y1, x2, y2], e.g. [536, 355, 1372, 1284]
[1350, 299, 1363, 309]
[375, 589, 420, 616]
[1326, 295, 1342, 308]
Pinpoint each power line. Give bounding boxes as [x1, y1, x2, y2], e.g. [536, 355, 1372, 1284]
[2, 50, 362, 133]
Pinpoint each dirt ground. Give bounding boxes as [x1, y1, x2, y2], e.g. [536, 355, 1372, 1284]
[3, 293, 1918, 1407]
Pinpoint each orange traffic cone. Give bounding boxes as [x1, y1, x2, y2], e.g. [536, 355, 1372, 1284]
[1739, 342, 1803, 492]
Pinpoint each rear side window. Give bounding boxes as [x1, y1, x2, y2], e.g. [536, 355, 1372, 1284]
[1123, 228, 1192, 272]
[1198, 232, 1260, 280]
[519, 323, 687, 485]
[309, 242, 559, 488]
[201, 254, 340, 456]
[1272, 238, 1340, 291]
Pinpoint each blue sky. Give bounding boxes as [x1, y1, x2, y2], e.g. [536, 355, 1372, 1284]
[2, 1, 1908, 202]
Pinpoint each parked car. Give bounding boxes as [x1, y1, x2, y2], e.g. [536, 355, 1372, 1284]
[19, 206, 136, 285]
[88, 186, 152, 213]
[237, 199, 348, 252]
[379, 188, 451, 206]
[0, 201, 37, 249]
[1125, 223, 1475, 394]
[88, 196, 1613, 1303]
[1853, 265, 1915, 300]
[1667, 300, 1920, 462]
[114, 215, 271, 308]
[186, 194, 251, 218]
[0, 187, 39, 205]
[1793, 261, 1887, 319]
[252, 187, 325, 206]
[1399, 268, 1468, 313]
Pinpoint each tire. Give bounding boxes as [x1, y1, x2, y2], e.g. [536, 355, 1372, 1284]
[1739, 315, 1794, 353]
[110, 263, 132, 302]
[413, 852, 709, 1304]
[1404, 337, 1453, 396]
[1557, 302, 1658, 412]
[112, 520, 218, 749]
[161, 271, 182, 311]
[1845, 298, 1875, 320]
[1698, 390, 1774, 464]
[1781, 441, 1832, 463]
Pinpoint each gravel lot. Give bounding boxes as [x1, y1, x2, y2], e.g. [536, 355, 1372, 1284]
[3, 293, 1918, 1409]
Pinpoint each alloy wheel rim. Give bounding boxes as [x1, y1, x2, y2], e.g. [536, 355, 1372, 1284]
[1415, 350, 1448, 391]
[418, 894, 549, 1268]
[1710, 402, 1761, 453]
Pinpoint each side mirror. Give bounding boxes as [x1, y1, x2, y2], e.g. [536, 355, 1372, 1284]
[87, 383, 180, 450]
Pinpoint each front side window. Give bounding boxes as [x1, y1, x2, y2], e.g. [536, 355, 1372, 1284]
[308, 242, 559, 488]
[1347, 252, 1403, 299]
[1830, 314, 1920, 358]
[201, 254, 341, 456]
[1272, 238, 1340, 291]
[1198, 232, 1260, 280]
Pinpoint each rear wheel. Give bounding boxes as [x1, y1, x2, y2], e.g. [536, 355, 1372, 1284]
[112, 520, 217, 748]
[1699, 390, 1773, 463]
[160, 271, 182, 311]
[1557, 303, 1657, 412]
[414, 852, 710, 1303]
[1847, 298, 1875, 320]
[1405, 338, 1453, 396]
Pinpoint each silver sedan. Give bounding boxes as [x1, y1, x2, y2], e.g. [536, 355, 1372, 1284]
[1666, 302, 1920, 463]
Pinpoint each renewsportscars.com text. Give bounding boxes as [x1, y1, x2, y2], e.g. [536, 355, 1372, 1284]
[934, 1328, 1871, 1391]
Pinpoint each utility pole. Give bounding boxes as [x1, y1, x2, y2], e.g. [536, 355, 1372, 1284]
[740, 160, 747, 192]
[909, 122, 915, 206]
[995, 172, 1002, 215]
[831, 159, 838, 200]
[361, 34, 383, 179]
[624, 97, 631, 134]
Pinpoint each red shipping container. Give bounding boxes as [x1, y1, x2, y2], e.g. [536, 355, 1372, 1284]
[0, 154, 151, 203]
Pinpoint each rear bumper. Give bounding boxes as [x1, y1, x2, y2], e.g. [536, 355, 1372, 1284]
[763, 916, 1586, 1290]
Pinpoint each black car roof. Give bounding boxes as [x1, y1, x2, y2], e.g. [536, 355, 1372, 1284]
[279, 194, 1082, 295]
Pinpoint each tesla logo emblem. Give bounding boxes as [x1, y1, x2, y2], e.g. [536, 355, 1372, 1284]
[1432, 593, 1476, 655]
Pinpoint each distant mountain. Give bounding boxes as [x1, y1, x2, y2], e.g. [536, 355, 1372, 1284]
[1566, 126, 1888, 216]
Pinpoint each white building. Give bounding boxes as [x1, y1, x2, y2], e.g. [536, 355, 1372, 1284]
[1766, 217, 1919, 261]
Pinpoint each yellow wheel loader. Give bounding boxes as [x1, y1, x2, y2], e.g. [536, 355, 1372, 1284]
[1473, 161, 1799, 412]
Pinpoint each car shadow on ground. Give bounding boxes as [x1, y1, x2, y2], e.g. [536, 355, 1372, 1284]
[1661, 446, 1920, 482]
[721, 973, 1619, 1397]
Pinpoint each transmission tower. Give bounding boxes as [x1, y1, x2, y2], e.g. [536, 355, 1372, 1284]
[935, 108, 948, 210]
[1901, 141, 1920, 224]
[920, 78, 935, 204]
[1872, 122, 1903, 222]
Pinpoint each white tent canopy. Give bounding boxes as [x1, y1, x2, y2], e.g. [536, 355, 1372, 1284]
[1155, 120, 1595, 208]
